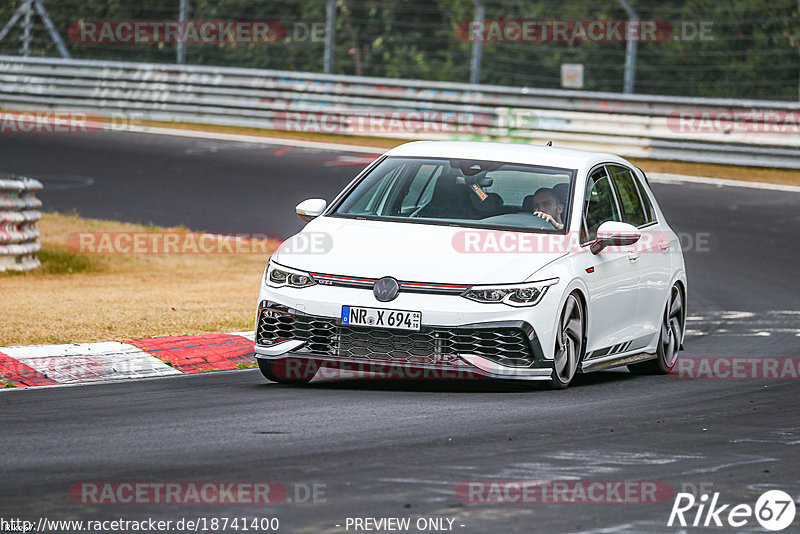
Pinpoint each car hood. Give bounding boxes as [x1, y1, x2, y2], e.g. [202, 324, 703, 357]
[271, 216, 568, 285]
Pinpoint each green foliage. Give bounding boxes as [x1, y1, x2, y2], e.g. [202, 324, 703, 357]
[1, 249, 99, 276]
[37, 249, 99, 275]
[0, 0, 798, 100]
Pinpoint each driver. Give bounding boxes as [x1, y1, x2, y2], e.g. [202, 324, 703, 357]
[531, 187, 565, 230]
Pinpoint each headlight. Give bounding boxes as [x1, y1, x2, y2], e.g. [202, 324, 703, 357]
[462, 278, 558, 307]
[266, 262, 316, 288]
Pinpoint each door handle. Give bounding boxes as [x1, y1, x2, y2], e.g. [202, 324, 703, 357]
[627, 251, 640, 262]
[658, 240, 670, 252]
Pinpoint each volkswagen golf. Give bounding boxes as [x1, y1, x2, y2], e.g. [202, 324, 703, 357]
[253, 141, 687, 388]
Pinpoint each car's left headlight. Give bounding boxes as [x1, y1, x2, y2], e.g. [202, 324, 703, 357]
[461, 278, 559, 307]
[265, 262, 316, 288]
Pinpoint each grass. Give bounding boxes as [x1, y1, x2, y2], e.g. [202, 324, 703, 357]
[34, 249, 99, 275]
[0, 212, 279, 346]
[627, 158, 800, 186]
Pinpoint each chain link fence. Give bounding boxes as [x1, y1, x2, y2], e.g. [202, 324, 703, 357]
[1, 0, 799, 101]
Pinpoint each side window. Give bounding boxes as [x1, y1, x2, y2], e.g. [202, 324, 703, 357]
[582, 167, 621, 242]
[608, 165, 648, 227]
[634, 171, 656, 224]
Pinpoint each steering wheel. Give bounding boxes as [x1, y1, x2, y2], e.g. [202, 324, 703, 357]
[515, 211, 556, 229]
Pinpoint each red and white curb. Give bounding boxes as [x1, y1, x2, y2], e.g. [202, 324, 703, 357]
[0, 331, 256, 388]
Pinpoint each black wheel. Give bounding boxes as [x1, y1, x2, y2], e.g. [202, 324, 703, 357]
[549, 293, 584, 389]
[629, 284, 684, 375]
[257, 358, 317, 385]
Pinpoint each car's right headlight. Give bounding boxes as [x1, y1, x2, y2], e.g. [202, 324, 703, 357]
[461, 278, 559, 307]
[265, 262, 316, 289]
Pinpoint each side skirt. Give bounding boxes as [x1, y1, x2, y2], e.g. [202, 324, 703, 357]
[581, 351, 657, 373]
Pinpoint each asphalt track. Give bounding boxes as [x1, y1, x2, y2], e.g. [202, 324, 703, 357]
[1, 131, 799, 533]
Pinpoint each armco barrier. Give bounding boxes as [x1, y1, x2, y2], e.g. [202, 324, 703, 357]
[1, 55, 800, 168]
[0, 175, 42, 272]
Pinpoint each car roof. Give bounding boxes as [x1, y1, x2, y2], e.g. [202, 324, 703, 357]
[384, 141, 629, 171]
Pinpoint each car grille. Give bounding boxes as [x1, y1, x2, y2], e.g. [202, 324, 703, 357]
[256, 305, 535, 367]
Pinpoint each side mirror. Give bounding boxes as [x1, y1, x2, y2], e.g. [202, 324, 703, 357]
[590, 221, 641, 255]
[295, 198, 327, 222]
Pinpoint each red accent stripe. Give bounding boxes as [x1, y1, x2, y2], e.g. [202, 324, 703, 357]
[312, 274, 374, 284]
[129, 334, 254, 374]
[0, 351, 60, 387]
[399, 282, 470, 290]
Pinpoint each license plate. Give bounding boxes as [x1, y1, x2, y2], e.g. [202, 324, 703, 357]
[340, 306, 421, 331]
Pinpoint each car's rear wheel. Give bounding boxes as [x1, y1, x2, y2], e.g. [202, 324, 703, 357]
[257, 357, 317, 385]
[629, 284, 684, 375]
[549, 293, 584, 389]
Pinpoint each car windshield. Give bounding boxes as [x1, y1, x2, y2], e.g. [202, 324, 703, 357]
[332, 156, 575, 232]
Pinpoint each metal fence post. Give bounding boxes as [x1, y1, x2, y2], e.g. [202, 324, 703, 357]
[0, 1, 70, 58]
[618, 0, 638, 94]
[177, 0, 188, 64]
[324, 0, 336, 74]
[20, 0, 32, 57]
[470, 0, 484, 84]
[33, 0, 71, 59]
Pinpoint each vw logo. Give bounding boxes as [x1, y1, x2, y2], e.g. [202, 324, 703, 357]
[373, 276, 400, 302]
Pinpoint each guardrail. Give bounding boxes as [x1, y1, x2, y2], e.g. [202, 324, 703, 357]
[1, 55, 800, 168]
[0, 175, 42, 272]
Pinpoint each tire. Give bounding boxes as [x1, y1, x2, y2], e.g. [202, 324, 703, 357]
[629, 284, 684, 375]
[257, 358, 317, 385]
[549, 292, 584, 389]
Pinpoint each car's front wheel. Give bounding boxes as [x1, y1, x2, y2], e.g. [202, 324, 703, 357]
[629, 284, 684, 375]
[257, 357, 317, 385]
[549, 292, 584, 389]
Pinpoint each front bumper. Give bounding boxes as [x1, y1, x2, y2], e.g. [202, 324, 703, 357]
[253, 300, 553, 381]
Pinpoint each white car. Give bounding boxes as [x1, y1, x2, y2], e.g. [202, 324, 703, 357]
[254, 141, 686, 388]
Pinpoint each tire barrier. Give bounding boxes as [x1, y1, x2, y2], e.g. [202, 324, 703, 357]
[0, 175, 42, 272]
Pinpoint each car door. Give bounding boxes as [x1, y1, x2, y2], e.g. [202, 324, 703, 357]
[580, 165, 643, 356]
[608, 164, 672, 346]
